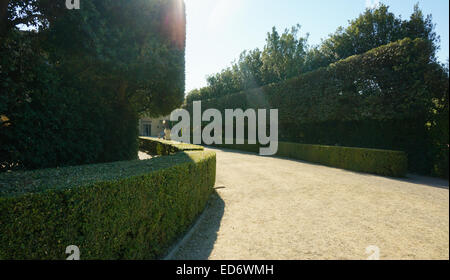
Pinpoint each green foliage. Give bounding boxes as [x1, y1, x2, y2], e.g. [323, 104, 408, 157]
[193, 38, 439, 122]
[0, 30, 139, 170]
[1, 31, 100, 169]
[320, 4, 438, 62]
[215, 141, 407, 177]
[279, 143, 408, 177]
[42, 0, 186, 117]
[139, 137, 204, 156]
[186, 3, 439, 103]
[0, 149, 216, 259]
[260, 25, 309, 84]
[187, 38, 449, 177]
[1, 0, 186, 171]
[428, 61, 450, 178]
[186, 24, 309, 102]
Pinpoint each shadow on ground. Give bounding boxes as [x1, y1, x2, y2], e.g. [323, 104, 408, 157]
[170, 191, 225, 260]
[397, 174, 449, 189]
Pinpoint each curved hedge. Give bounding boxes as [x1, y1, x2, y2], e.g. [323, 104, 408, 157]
[215, 141, 407, 177]
[139, 137, 204, 156]
[0, 140, 216, 260]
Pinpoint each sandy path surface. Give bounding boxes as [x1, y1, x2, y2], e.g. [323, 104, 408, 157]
[168, 148, 449, 260]
[138, 151, 153, 160]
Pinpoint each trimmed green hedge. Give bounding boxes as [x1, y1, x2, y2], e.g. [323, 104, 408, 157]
[215, 141, 407, 177]
[139, 137, 204, 156]
[0, 142, 216, 260]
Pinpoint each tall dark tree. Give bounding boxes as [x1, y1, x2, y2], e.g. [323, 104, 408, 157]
[1, 0, 186, 170]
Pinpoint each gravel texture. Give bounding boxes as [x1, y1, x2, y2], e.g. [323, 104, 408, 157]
[168, 148, 449, 260]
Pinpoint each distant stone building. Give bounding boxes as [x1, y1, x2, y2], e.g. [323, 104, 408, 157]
[138, 116, 171, 138]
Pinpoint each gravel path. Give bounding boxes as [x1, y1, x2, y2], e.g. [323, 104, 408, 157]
[168, 148, 449, 260]
[138, 151, 153, 160]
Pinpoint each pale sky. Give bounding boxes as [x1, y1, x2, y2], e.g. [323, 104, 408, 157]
[184, 0, 450, 93]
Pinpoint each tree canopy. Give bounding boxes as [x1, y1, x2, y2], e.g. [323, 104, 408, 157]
[186, 4, 441, 102]
[1, 0, 186, 170]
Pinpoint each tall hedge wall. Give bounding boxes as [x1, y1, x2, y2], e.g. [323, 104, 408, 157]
[0, 146, 216, 260]
[187, 38, 449, 177]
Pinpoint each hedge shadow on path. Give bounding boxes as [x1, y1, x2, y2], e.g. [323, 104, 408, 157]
[170, 192, 225, 260]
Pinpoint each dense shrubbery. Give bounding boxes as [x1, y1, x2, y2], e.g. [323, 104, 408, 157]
[187, 38, 449, 177]
[0, 31, 140, 169]
[0, 0, 186, 171]
[215, 141, 407, 177]
[0, 146, 216, 259]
